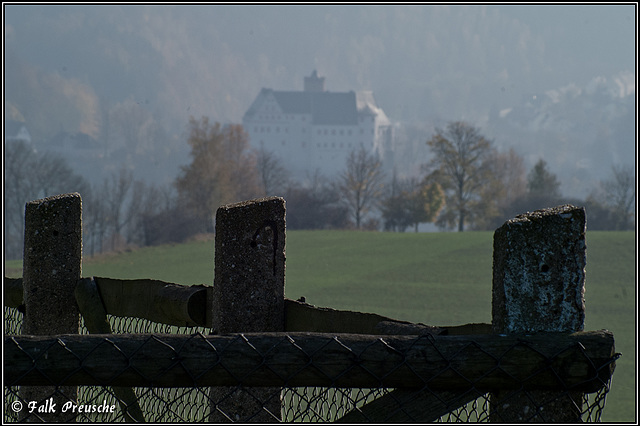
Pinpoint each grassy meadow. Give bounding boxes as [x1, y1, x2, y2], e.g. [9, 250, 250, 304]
[4, 230, 636, 422]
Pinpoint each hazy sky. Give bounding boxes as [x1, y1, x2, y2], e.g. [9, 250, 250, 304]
[5, 5, 635, 113]
[494, 4, 635, 82]
[3, 4, 636, 195]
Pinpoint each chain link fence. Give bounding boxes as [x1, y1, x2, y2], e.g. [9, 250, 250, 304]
[4, 306, 616, 423]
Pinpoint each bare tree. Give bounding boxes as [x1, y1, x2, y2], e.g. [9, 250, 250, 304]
[175, 117, 260, 232]
[425, 121, 495, 231]
[338, 146, 386, 229]
[4, 141, 38, 258]
[493, 147, 527, 206]
[4, 141, 90, 259]
[256, 147, 290, 196]
[381, 171, 413, 232]
[83, 186, 109, 256]
[474, 147, 528, 230]
[598, 164, 635, 230]
[285, 170, 348, 230]
[102, 167, 137, 250]
[125, 180, 151, 246]
[381, 174, 444, 233]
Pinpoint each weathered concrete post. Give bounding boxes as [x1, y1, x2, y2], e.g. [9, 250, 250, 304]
[490, 205, 586, 422]
[209, 197, 286, 422]
[20, 193, 82, 422]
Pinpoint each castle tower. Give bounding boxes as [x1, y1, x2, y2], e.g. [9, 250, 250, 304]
[304, 70, 325, 92]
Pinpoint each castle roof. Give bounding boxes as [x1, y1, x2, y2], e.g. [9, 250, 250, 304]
[246, 89, 358, 126]
[244, 73, 389, 127]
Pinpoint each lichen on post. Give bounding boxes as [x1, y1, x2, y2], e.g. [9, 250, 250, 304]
[20, 193, 82, 422]
[209, 197, 286, 422]
[490, 204, 587, 422]
[492, 204, 586, 334]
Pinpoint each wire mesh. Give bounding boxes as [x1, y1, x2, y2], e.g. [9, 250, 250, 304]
[4, 306, 615, 423]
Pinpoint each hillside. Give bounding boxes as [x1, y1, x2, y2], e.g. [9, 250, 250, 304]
[4, 6, 635, 195]
[3, 230, 636, 421]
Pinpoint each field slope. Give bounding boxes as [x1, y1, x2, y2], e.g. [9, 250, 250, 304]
[4, 230, 635, 422]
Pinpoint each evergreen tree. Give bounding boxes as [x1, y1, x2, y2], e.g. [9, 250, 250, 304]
[527, 159, 561, 199]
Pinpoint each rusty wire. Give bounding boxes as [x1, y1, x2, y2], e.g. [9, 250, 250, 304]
[3, 306, 615, 423]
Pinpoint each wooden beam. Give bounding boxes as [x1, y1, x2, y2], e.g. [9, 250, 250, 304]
[336, 388, 485, 423]
[75, 277, 145, 422]
[3, 276, 210, 327]
[284, 298, 443, 335]
[5, 278, 489, 337]
[3, 277, 23, 309]
[5, 330, 615, 392]
[92, 277, 211, 328]
[441, 323, 493, 335]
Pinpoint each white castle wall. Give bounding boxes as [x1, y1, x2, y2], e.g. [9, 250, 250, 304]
[243, 78, 394, 186]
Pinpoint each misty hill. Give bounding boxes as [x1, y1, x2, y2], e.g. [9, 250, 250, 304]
[485, 72, 635, 197]
[4, 5, 635, 196]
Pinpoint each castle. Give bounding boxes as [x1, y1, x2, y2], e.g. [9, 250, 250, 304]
[242, 71, 395, 185]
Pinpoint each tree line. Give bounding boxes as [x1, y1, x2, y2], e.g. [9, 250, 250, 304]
[4, 118, 635, 260]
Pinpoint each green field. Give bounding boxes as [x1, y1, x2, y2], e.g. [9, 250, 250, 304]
[4, 230, 636, 422]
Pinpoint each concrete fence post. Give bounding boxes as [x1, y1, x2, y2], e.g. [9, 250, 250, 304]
[209, 197, 286, 422]
[20, 193, 83, 422]
[490, 205, 587, 422]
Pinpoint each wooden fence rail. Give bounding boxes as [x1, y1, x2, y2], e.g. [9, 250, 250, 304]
[5, 331, 615, 391]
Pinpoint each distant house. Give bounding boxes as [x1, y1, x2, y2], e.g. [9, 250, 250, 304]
[5, 120, 32, 146]
[48, 131, 100, 151]
[242, 71, 395, 185]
